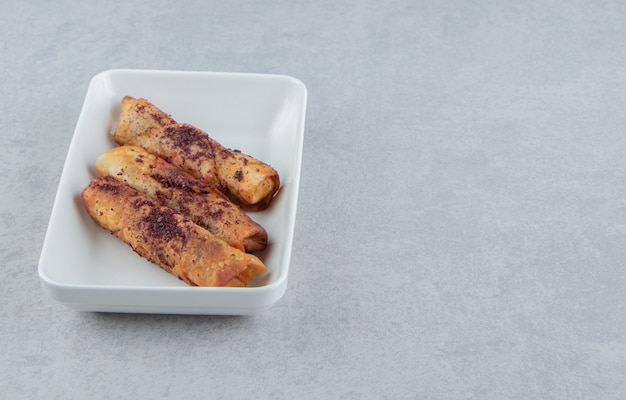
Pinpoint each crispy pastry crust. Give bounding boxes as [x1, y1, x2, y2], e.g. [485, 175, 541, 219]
[82, 176, 266, 287]
[95, 146, 268, 253]
[113, 96, 177, 145]
[113, 96, 280, 211]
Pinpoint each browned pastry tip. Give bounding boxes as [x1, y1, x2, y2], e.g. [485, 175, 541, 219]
[114, 96, 177, 145]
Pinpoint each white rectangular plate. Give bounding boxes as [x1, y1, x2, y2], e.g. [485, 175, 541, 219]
[38, 69, 307, 315]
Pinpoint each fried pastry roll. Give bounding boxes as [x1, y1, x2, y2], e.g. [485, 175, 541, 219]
[113, 96, 280, 211]
[82, 176, 267, 287]
[95, 146, 268, 253]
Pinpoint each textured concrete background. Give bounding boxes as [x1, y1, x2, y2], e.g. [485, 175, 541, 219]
[2, 1, 626, 398]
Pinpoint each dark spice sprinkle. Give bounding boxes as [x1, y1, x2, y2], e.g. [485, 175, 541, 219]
[163, 125, 210, 151]
[207, 208, 224, 219]
[233, 170, 244, 181]
[132, 198, 156, 209]
[150, 112, 175, 126]
[155, 191, 170, 203]
[135, 157, 144, 163]
[97, 181, 121, 194]
[141, 206, 186, 243]
[188, 149, 209, 161]
[152, 171, 193, 191]
[217, 201, 231, 208]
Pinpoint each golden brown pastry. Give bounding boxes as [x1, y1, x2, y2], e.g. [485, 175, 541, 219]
[95, 145, 268, 253]
[113, 96, 280, 211]
[113, 96, 177, 145]
[82, 176, 266, 287]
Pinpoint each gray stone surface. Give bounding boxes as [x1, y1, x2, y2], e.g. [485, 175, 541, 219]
[3, 0, 626, 398]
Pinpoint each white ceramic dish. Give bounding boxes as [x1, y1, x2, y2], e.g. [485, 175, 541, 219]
[38, 69, 307, 315]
